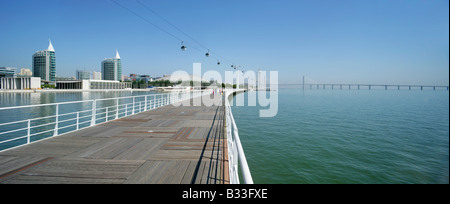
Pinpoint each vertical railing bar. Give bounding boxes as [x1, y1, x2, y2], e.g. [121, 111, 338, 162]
[27, 119, 31, 144]
[76, 112, 79, 130]
[132, 97, 135, 115]
[116, 98, 119, 119]
[145, 95, 148, 111]
[91, 100, 96, 126]
[106, 107, 109, 122]
[53, 104, 59, 136]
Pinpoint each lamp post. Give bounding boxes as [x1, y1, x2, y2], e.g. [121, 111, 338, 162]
[232, 65, 241, 89]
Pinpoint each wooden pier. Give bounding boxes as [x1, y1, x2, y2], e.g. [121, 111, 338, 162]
[0, 94, 228, 184]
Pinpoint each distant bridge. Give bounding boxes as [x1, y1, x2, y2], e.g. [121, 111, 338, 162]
[278, 84, 449, 91]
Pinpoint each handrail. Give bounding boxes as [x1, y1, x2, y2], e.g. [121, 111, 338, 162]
[0, 90, 209, 152]
[224, 89, 253, 184]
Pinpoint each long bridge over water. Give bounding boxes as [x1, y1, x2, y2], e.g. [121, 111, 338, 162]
[280, 84, 449, 91]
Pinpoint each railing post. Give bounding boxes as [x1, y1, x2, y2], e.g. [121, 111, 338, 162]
[76, 112, 79, 130]
[91, 100, 96, 126]
[150, 96, 153, 110]
[116, 98, 119, 119]
[53, 104, 59, 136]
[106, 107, 109, 122]
[144, 95, 148, 111]
[132, 97, 135, 115]
[125, 104, 128, 116]
[27, 119, 31, 144]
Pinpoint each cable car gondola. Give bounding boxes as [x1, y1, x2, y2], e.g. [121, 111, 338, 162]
[181, 41, 186, 51]
[205, 49, 210, 57]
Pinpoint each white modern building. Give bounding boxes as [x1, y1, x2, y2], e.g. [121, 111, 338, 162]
[56, 79, 131, 90]
[0, 77, 41, 90]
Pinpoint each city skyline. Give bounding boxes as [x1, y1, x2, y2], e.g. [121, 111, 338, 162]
[0, 0, 448, 85]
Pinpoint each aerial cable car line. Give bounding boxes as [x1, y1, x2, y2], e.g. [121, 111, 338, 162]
[111, 0, 205, 55]
[136, 0, 237, 66]
[111, 0, 182, 42]
[137, 0, 209, 51]
[111, 0, 240, 68]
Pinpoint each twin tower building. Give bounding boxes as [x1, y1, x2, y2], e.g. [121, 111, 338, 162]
[32, 40, 122, 82]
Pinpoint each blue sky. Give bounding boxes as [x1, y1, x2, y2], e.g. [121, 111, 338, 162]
[0, 0, 448, 85]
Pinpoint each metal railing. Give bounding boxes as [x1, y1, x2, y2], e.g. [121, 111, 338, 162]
[0, 91, 209, 152]
[224, 89, 253, 184]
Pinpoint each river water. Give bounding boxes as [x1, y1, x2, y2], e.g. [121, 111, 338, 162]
[231, 89, 449, 184]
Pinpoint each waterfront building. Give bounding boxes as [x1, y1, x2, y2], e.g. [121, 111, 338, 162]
[130, 74, 137, 81]
[76, 70, 91, 80]
[19, 68, 32, 77]
[0, 67, 17, 78]
[89, 80, 131, 90]
[55, 76, 76, 81]
[101, 50, 122, 81]
[33, 40, 56, 82]
[0, 77, 41, 90]
[55, 80, 88, 90]
[93, 71, 102, 80]
[122, 75, 131, 82]
[55, 79, 131, 90]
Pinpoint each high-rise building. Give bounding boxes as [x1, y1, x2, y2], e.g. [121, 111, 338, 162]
[33, 40, 56, 82]
[101, 50, 122, 81]
[76, 70, 91, 80]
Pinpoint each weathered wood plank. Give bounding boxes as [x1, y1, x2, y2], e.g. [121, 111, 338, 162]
[114, 138, 167, 160]
[3, 158, 144, 184]
[124, 160, 162, 184]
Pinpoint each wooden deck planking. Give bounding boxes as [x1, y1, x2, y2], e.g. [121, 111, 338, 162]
[2, 158, 145, 184]
[0, 94, 228, 184]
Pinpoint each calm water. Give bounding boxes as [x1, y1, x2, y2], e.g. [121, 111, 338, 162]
[232, 89, 449, 184]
